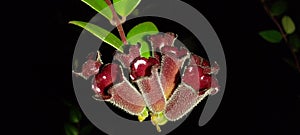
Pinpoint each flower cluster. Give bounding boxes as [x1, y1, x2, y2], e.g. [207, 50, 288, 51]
[74, 32, 220, 132]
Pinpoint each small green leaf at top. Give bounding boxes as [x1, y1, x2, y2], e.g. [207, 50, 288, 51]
[127, 22, 159, 58]
[259, 30, 282, 43]
[270, 0, 287, 16]
[69, 21, 123, 52]
[70, 107, 82, 123]
[82, 0, 113, 20]
[282, 16, 296, 34]
[64, 123, 78, 135]
[113, 0, 141, 17]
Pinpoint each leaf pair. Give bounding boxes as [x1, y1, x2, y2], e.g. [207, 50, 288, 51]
[70, 21, 158, 58]
[259, 15, 296, 43]
[260, 0, 296, 43]
[69, 21, 124, 52]
[71, 0, 158, 58]
[82, 0, 141, 20]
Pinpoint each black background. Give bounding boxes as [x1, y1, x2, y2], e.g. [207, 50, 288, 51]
[4, 0, 300, 134]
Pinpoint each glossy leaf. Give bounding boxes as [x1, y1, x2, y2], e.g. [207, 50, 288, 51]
[127, 22, 159, 58]
[69, 21, 123, 52]
[65, 123, 78, 135]
[259, 30, 282, 43]
[282, 16, 296, 34]
[271, 0, 287, 16]
[82, 0, 113, 20]
[113, 0, 141, 17]
[70, 107, 82, 123]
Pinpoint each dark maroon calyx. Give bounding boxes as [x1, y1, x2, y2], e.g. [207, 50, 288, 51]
[161, 46, 188, 58]
[130, 57, 159, 81]
[154, 52, 162, 63]
[191, 54, 209, 67]
[182, 65, 203, 91]
[113, 44, 141, 68]
[190, 54, 219, 75]
[148, 32, 177, 51]
[210, 62, 220, 75]
[92, 63, 122, 100]
[73, 52, 102, 80]
[81, 60, 101, 78]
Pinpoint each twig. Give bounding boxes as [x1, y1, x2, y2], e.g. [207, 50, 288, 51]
[105, 0, 128, 45]
[261, 0, 300, 72]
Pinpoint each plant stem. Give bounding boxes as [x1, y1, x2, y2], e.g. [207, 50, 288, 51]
[261, 0, 300, 72]
[105, 0, 128, 45]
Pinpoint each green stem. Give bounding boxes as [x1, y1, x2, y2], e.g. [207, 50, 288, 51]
[105, 0, 128, 45]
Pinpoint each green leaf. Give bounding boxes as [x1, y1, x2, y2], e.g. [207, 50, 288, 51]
[64, 123, 78, 135]
[82, 0, 113, 20]
[113, 0, 141, 17]
[289, 34, 300, 52]
[70, 107, 82, 123]
[69, 21, 123, 52]
[127, 22, 159, 58]
[80, 125, 94, 135]
[270, 0, 287, 16]
[282, 16, 296, 34]
[259, 30, 282, 43]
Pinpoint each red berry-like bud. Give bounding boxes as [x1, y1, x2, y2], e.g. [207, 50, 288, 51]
[182, 65, 215, 95]
[130, 57, 159, 81]
[199, 74, 212, 91]
[93, 63, 122, 100]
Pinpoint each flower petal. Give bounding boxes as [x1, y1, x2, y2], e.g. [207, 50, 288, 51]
[165, 84, 213, 121]
[160, 47, 189, 99]
[107, 66, 147, 115]
[135, 66, 166, 113]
